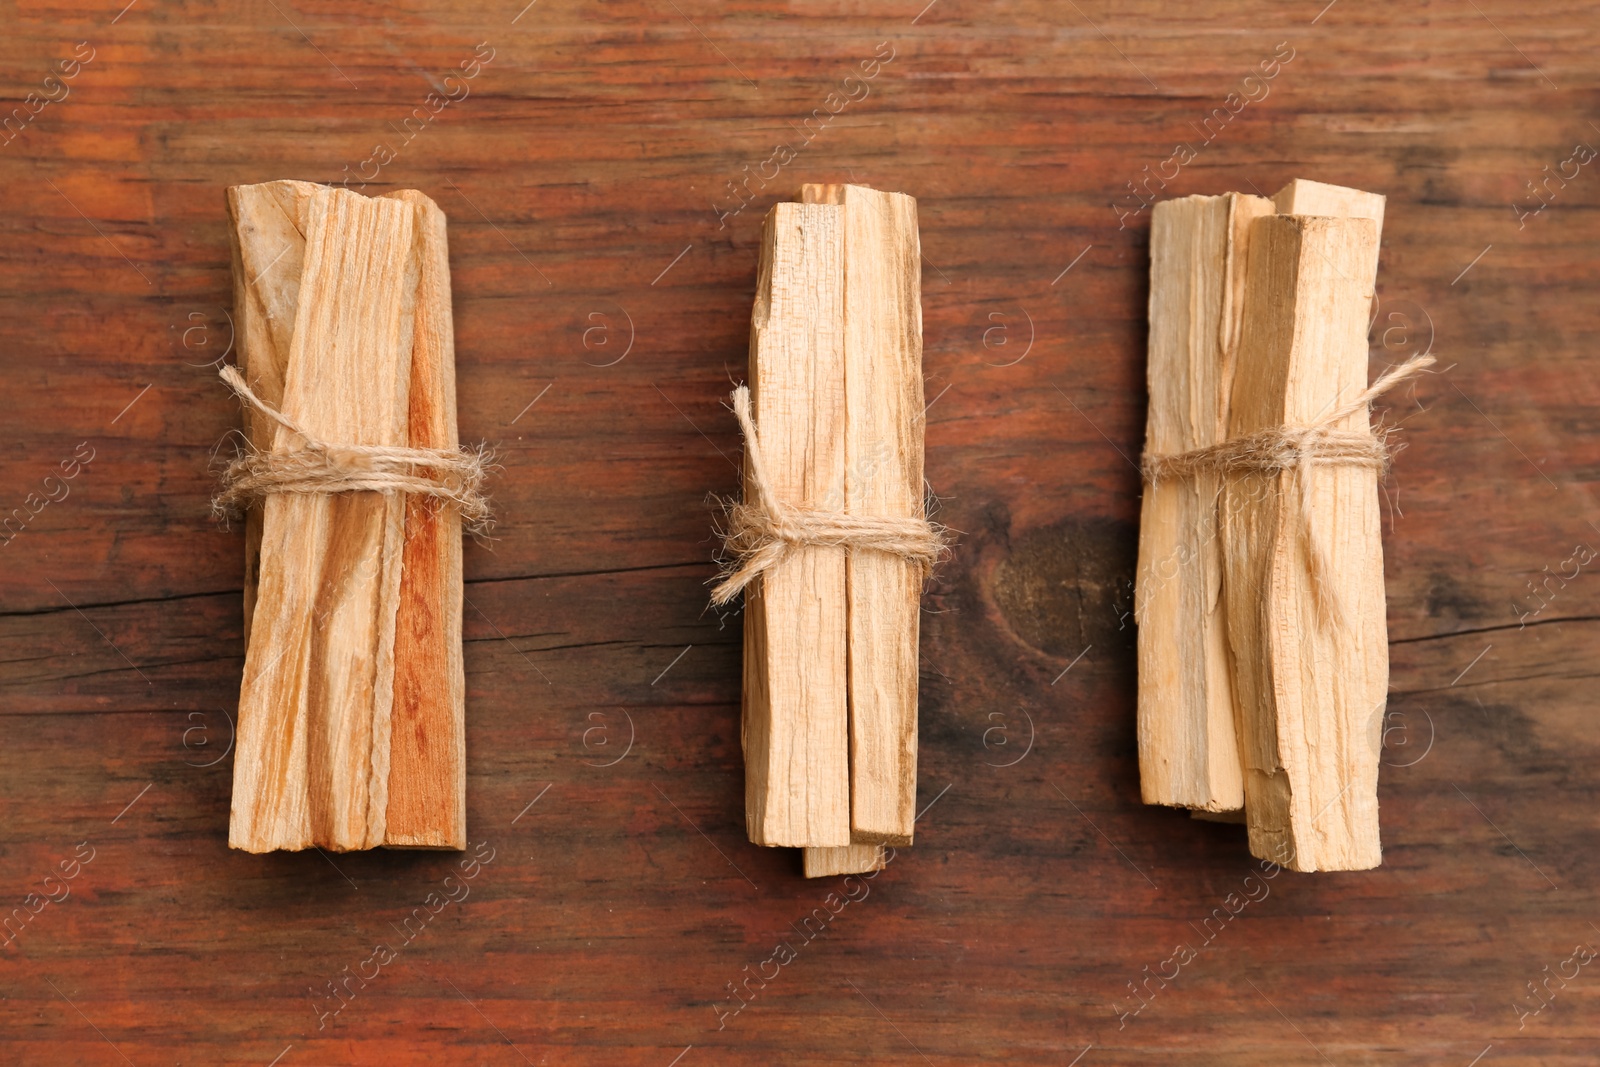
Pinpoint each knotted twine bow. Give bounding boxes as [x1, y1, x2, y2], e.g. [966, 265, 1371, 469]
[212, 364, 493, 534]
[1140, 352, 1434, 627]
[709, 385, 947, 606]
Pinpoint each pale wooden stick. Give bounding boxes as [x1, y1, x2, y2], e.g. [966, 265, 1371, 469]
[803, 842, 886, 878]
[792, 183, 926, 876]
[1136, 192, 1271, 813]
[227, 180, 320, 643]
[815, 183, 923, 846]
[742, 201, 852, 848]
[1221, 213, 1386, 872]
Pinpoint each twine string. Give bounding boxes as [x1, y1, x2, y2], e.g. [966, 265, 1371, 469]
[710, 385, 946, 606]
[212, 364, 493, 534]
[1140, 352, 1434, 627]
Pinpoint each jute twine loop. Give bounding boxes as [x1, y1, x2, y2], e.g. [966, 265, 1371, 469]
[212, 364, 493, 534]
[710, 385, 947, 607]
[1139, 352, 1434, 627]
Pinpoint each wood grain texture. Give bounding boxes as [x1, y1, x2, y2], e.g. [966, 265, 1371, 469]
[1139, 179, 1386, 826]
[227, 178, 319, 641]
[742, 201, 851, 848]
[801, 841, 888, 879]
[1136, 191, 1269, 812]
[228, 184, 466, 853]
[798, 181, 925, 848]
[1222, 213, 1386, 871]
[2, 0, 1599, 1062]
[382, 189, 467, 849]
[230, 187, 420, 852]
[793, 181, 924, 873]
[837, 184, 924, 848]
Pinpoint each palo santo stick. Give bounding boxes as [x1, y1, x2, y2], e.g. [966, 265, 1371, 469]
[793, 183, 924, 877]
[1137, 192, 1271, 813]
[1214, 178, 1385, 847]
[227, 180, 320, 642]
[743, 201, 852, 848]
[839, 185, 923, 847]
[1221, 213, 1386, 872]
[805, 182, 924, 847]
[380, 190, 466, 849]
[1272, 178, 1385, 269]
[228, 183, 467, 853]
[803, 842, 887, 879]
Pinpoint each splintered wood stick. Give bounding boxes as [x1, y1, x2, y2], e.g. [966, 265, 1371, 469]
[232, 187, 416, 852]
[804, 182, 924, 846]
[793, 183, 924, 877]
[743, 200, 852, 848]
[379, 190, 466, 849]
[227, 182, 466, 853]
[1221, 212, 1386, 872]
[839, 185, 923, 848]
[1137, 191, 1271, 813]
[228, 179, 319, 642]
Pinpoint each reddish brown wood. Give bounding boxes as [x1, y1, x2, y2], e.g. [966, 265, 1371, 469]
[383, 188, 467, 849]
[2, 1, 1599, 1063]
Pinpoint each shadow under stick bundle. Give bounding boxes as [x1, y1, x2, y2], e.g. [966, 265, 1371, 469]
[715, 183, 931, 879]
[1138, 179, 1424, 872]
[223, 181, 471, 853]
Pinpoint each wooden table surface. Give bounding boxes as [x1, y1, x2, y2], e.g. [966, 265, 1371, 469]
[3, 1, 1598, 1062]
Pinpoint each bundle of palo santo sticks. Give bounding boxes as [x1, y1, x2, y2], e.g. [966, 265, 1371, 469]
[221, 181, 476, 853]
[713, 183, 940, 878]
[1136, 179, 1430, 872]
